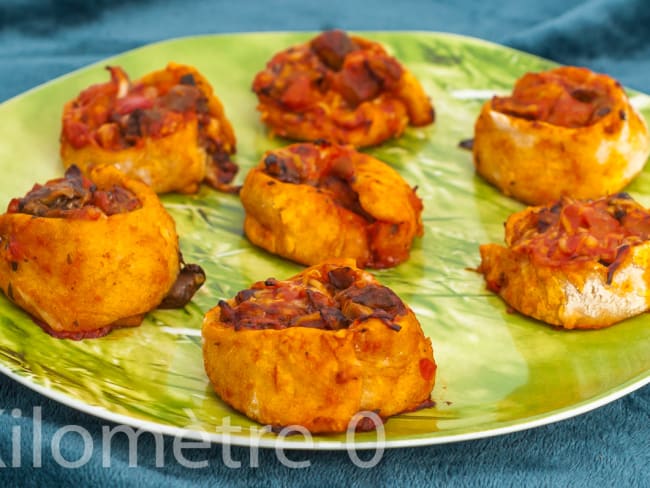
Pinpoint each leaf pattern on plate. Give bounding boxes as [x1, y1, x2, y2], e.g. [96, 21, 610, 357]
[0, 32, 648, 447]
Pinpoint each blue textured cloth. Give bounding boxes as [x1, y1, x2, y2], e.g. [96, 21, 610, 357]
[1, 0, 649, 485]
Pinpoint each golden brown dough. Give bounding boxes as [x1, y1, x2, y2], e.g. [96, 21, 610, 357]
[252, 30, 434, 148]
[0, 165, 204, 339]
[473, 66, 650, 205]
[61, 62, 237, 194]
[239, 141, 423, 268]
[479, 193, 650, 329]
[202, 261, 436, 433]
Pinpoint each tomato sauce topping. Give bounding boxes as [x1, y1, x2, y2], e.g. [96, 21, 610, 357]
[509, 194, 650, 282]
[7, 165, 141, 219]
[252, 29, 403, 111]
[217, 265, 406, 331]
[63, 66, 237, 189]
[262, 142, 374, 221]
[63, 67, 206, 149]
[491, 67, 616, 128]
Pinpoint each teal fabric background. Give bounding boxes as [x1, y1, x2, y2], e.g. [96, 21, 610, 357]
[0, 0, 649, 485]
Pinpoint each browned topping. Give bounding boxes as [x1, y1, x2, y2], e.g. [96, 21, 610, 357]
[7, 165, 141, 218]
[218, 265, 407, 331]
[63, 66, 238, 190]
[605, 244, 631, 285]
[261, 143, 374, 221]
[263, 152, 302, 184]
[335, 54, 402, 107]
[491, 67, 616, 128]
[310, 30, 358, 71]
[570, 88, 598, 103]
[508, 193, 650, 281]
[160, 84, 204, 113]
[327, 266, 356, 289]
[65, 67, 211, 151]
[253, 30, 404, 110]
[158, 262, 206, 309]
[203, 145, 240, 193]
[338, 284, 406, 317]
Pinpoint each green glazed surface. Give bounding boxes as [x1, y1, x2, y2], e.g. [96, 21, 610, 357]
[0, 32, 648, 449]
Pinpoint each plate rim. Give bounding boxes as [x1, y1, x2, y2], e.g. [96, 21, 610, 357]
[1, 30, 649, 450]
[3, 362, 647, 450]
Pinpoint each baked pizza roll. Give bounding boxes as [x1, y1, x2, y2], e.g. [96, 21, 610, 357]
[239, 141, 423, 268]
[479, 193, 650, 329]
[0, 165, 205, 339]
[252, 29, 434, 148]
[473, 66, 650, 205]
[202, 261, 436, 433]
[61, 62, 237, 194]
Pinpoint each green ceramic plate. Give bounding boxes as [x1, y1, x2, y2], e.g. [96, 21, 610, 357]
[0, 32, 648, 450]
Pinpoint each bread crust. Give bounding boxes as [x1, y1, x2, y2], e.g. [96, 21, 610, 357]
[473, 66, 650, 205]
[239, 142, 423, 268]
[61, 63, 237, 194]
[479, 194, 650, 329]
[252, 30, 434, 148]
[0, 166, 180, 335]
[202, 261, 436, 433]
